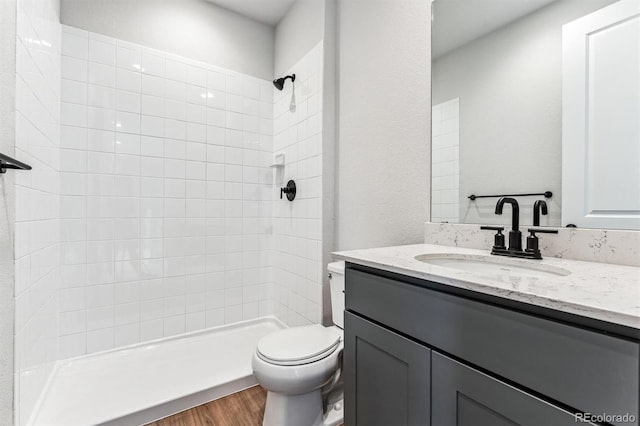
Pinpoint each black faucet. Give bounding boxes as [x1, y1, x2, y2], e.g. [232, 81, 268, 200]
[481, 197, 558, 259]
[533, 200, 548, 226]
[495, 197, 522, 251]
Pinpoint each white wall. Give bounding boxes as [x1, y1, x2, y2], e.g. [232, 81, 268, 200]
[58, 26, 275, 356]
[274, 0, 325, 76]
[13, 0, 62, 423]
[432, 0, 616, 227]
[61, 0, 275, 80]
[0, 0, 17, 422]
[337, 0, 431, 250]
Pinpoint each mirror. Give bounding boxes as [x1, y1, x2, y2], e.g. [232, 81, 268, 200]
[430, 0, 637, 229]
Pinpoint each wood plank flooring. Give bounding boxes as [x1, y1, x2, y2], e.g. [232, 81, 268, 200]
[147, 386, 267, 426]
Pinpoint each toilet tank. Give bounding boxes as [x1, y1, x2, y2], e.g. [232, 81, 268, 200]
[328, 261, 345, 328]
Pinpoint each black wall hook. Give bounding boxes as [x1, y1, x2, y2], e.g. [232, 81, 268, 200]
[0, 153, 32, 173]
[280, 180, 296, 201]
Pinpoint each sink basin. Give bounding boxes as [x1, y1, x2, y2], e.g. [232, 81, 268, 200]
[414, 254, 571, 278]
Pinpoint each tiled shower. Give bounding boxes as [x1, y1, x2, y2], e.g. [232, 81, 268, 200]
[13, 16, 325, 424]
[271, 42, 324, 327]
[430, 98, 459, 224]
[13, 0, 61, 420]
[58, 25, 275, 357]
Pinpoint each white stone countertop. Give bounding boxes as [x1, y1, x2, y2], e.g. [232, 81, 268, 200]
[332, 244, 640, 330]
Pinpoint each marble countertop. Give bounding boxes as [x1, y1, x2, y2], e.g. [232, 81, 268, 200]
[333, 244, 640, 330]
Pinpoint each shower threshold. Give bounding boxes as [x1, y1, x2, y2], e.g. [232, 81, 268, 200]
[29, 317, 284, 425]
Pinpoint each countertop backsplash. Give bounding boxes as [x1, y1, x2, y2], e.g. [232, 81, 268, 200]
[425, 222, 640, 267]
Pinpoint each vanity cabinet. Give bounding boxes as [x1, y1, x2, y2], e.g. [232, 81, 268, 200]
[344, 312, 431, 426]
[343, 265, 639, 426]
[432, 353, 583, 426]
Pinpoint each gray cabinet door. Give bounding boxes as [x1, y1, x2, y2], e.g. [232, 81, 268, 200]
[432, 352, 596, 426]
[344, 311, 430, 426]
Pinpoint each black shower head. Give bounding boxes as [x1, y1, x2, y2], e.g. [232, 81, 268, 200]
[273, 74, 296, 90]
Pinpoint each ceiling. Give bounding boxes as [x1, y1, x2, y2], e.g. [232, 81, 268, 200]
[205, 0, 298, 26]
[432, 0, 558, 59]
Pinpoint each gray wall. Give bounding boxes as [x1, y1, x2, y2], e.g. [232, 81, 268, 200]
[337, 0, 431, 250]
[432, 0, 616, 226]
[61, 0, 275, 79]
[274, 0, 325, 76]
[0, 0, 16, 423]
[321, 0, 337, 324]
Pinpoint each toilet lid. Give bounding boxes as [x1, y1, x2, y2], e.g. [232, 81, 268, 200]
[257, 325, 342, 366]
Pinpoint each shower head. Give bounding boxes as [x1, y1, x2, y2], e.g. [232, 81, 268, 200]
[273, 74, 296, 90]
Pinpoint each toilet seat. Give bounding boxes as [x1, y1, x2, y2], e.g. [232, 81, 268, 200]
[257, 325, 343, 366]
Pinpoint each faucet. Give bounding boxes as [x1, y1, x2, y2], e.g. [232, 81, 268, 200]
[533, 200, 548, 226]
[481, 197, 558, 259]
[495, 197, 521, 251]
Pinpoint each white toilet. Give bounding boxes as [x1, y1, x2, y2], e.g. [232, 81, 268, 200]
[252, 261, 345, 426]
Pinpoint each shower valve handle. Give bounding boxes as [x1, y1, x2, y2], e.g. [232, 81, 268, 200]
[280, 180, 297, 201]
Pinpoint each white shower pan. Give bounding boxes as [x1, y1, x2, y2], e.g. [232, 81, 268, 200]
[29, 317, 285, 425]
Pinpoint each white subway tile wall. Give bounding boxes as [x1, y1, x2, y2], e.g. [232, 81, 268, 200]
[59, 26, 276, 357]
[431, 98, 460, 223]
[14, 0, 61, 423]
[271, 42, 324, 326]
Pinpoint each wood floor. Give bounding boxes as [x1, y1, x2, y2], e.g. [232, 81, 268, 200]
[148, 386, 267, 426]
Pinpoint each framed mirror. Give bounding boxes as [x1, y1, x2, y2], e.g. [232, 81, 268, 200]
[430, 0, 640, 230]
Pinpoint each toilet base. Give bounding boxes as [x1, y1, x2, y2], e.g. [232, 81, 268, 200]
[262, 390, 343, 426]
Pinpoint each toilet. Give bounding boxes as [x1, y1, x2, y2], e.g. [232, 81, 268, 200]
[252, 261, 345, 426]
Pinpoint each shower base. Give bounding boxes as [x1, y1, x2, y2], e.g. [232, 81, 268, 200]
[29, 317, 284, 425]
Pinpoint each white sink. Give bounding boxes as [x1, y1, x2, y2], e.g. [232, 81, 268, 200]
[414, 254, 571, 279]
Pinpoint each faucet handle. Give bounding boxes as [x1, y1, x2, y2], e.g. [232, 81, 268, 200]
[527, 228, 559, 235]
[480, 226, 506, 250]
[480, 226, 504, 231]
[525, 228, 558, 256]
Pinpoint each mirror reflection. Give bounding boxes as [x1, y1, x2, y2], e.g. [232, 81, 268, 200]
[430, 0, 639, 230]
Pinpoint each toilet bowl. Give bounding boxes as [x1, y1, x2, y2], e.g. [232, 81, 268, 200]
[252, 261, 345, 426]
